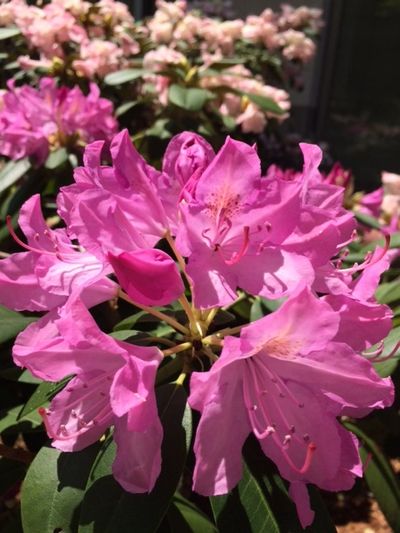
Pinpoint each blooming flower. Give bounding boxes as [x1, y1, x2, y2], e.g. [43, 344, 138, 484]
[189, 285, 393, 527]
[0, 77, 117, 163]
[0, 194, 116, 312]
[13, 296, 163, 492]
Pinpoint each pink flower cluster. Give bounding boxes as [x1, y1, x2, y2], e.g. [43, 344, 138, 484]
[0, 0, 140, 77]
[147, 0, 321, 63]
[1, 132, 394, 528]
[359, 171, 400, 233]
[0, 77, 117, 163]
[200, 65, 290, 133]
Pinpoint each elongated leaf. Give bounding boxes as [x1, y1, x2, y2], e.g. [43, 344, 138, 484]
[376, 281, 400, 305]
[0, 404, 41, 433]
[370, 326, 400, 377]
[242, 438, 336, 533]
[344, 421, 400, 531]
[115, 101, 138, 117]
[44, 147, 68, 169]
[21, 444, 101, 533]
[354, 211, 382, 230]
[18, 378, 70, 419]
[0, 306, 37, 344]
[0, 27, 21, 40]
[210, 461, 280, 533]
[168, 494, 217, 532]
[169, 84, 214, 111]
[78, 384, 192, 533]
[0, 158, 31, 194]
[242, 91, 285, 115]
[104, 68, 146, 85]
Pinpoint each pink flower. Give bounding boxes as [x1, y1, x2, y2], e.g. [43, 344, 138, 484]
[175, 137, 314, 308]
[73, 40, 124, 78]
[108, 249, 184, 306]
[0, 195, 116, 312]
[0, 78, 117, 163]
[13, 296, 163, 493]
[58, 130, 169, 262]
[189, 286, 393, 528]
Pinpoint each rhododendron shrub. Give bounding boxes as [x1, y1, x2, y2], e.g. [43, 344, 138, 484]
[0, 131, 399, 531]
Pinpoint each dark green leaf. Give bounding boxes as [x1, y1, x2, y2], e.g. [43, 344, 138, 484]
[0, 404, 41, 433]
[0, 158, 31, 194]
[210, 461, 280, 533]
[78, 383, 192, 533]
[0, 306, 37, 344]
[169, 84, 214, 111]
[104, 69, 146, 85]
[44, 147, 68, 169]
[344, 421, 400, 531]
[0, 27, 21, 40]
[18, 378, 70, 419]
[21, 443, 101, 533]
[168, 494, 217, 532]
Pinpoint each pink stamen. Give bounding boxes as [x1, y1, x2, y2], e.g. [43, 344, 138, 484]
[339, 235, 390, 275]
[336, 229, 358, 250]
[220, 226, 250, 266]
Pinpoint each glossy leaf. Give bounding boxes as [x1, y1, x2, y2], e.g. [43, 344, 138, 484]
[0, 158, 31, 194]
[0, 27, 21, 40]
[0, 404, 41, 434]
[210, 460, 280, 533]
[169, 85, 214, 112]
[21, 444, 101, 533]
[168, 494, 217, 533]
[104, 69, 146, 85]
[0, 306, 37, 344]
[18, 378, 70, 419]
[78, 384, 192, 533]
[344, 421, 400, 532]
[44, 147, 68, 169]
[370, 326, 400, 377]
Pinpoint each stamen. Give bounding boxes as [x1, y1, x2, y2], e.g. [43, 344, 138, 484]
[365, 341, 400, 363]
[281, 442, 317, 475]
[223, 226, 250, 265]
[339, 235, 390, 275]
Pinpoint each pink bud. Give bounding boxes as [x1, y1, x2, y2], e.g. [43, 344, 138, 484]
[109, 249, 184, 306]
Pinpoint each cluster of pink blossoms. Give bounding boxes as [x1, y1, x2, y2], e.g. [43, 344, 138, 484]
[0, 0, 140, 77]
[0, 77, 117, 163]
[147, 0, 321, 63]
[0, 131, 395, 528]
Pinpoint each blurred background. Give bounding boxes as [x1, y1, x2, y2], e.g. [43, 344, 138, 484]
[132, 0, 400, 191]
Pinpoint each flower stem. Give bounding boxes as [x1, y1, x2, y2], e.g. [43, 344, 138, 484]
[165, 230, 193, 289]
[118, 290, 190, 335]
[162, 342, 192, 357]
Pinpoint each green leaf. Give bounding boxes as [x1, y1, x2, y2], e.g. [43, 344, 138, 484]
[210, 461, 280, 533]
[44, 147, 68, 169]
[169, 84, 214, 111]
[0, 306, 37, 344]
[21, 443, 101, 533]
[115, 101, 138, 117]
[376, 281, 400, 305]
[370, 326, 400, 377]
[344, 421, 400, 531]
[18, 378, 70, 419]
[354, 211, 382, 230]
[0, 404, 41, 434]
[0, 158, 31, 194]
[104, 68, 146, 85]
[241, 438, 336, 533]
[242, 91, 285, 115]
[0, 27, 21, 40]
[145, 118, 172, 139]
[168, 494, 218, 532]
[78, 383, 192, 532]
